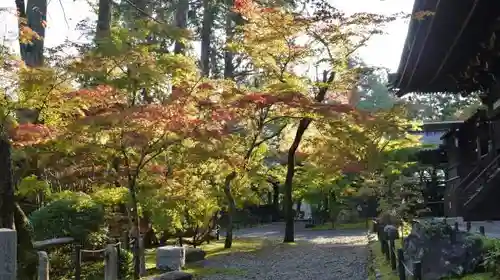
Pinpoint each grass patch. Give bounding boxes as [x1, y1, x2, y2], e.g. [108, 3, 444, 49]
[310, 221, 368, 231]
[183, 266, 246, 277]
[368, 239, 494, 280]
[368, 238, 402, 280]
[201, 237, 269, 258]
[143, 237, 271, 278]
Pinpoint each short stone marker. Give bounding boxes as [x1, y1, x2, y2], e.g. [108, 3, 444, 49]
[104, 244, 118, 280]
[152, 271, 193, 280]
[37, 251, 49, 280]
[0, 228, 17, 280]
[185, 248, 206, 263]
[156, 246, 186, 271]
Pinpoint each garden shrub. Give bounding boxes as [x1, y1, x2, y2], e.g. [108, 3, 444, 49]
[119, 248, 134, 279]
[377, 210, 401, 226]
[29, 193, 105, 243]
[477, 236, 500, 275]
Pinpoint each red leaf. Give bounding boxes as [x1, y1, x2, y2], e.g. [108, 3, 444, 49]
[10, 123, 55, 146]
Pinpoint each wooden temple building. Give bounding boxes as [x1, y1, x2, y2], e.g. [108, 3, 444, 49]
[408, 121, 461, 217]
[390, 0, 500, 220]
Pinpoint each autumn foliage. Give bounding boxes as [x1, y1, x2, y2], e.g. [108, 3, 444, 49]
[0, 0, 416, 274]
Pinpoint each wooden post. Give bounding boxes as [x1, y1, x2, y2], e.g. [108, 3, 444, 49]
[479, 226, 485, 235]
[74, 244, 82, 280]
[413, 261, 422, 280]
[397, 249, 406, 280]
[466, 221, 471, 232]
[450, 230, 456, 243]
[389, 237, 397, 271]
[378, 228, 385, 254]
[384, 232, 390, 262]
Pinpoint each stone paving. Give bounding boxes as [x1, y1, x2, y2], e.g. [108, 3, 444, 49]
[198, 222, 369, 280]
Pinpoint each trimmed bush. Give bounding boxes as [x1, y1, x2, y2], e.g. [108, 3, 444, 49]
[29, 194, 105, 243]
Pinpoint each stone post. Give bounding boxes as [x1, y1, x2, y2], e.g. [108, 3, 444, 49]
[104, 244, 118, 280]
[0, 228, 17, 280]
[38, 251, 49, 280]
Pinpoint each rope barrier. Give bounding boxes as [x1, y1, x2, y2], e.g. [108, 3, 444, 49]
[80, 242, 122, 255]
[402, 262, 414, 276]
[81, 248, 107, 253]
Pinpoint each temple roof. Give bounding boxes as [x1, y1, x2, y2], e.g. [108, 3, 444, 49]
[389, 0, 500, 96]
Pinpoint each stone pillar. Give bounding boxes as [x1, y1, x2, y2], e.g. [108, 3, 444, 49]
[104, 244, 118, 280]
[38, 251, 49, 280]
[0, 229, 17, 280]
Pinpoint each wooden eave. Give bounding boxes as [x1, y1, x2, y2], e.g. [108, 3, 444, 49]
[440, 109, 486, 140]
[415, 147, 447, 165]
[390, 0, 500, 96]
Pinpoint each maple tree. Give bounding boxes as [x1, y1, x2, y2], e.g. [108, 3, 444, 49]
[231, 0, 399, 242]
[0, 0, 422, 278]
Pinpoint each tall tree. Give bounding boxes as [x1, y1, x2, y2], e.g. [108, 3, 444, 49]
[200, 0, 214, 76]
[174, 0, 190, 54]
[16, 0, 47, 67]
[96, 0, 112, 43]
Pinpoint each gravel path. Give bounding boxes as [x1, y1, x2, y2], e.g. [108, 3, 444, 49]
[198, 222, 369, 280]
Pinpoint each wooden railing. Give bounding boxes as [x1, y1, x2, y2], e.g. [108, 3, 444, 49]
[450, 153, 495, 194]
[461, 153, 500, 208]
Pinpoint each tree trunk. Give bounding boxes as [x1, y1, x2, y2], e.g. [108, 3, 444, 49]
[267, 191, 272, 205]
[224, 0, 234, 79]
[200, 0, 213, 77]
[283, 119, 311, 243]
[127, 180, 143, 279]
[96, 0, 112, 44]
[272, 182, 279, 221]
[24, 0, 47, 67]
[329, 192, 337, 229]
[296, 198, 302, 218]
[223, 171, 237, 248]
[0, 137, 14, 228]
[174, 0, 189, 54]
[283, 71, 335, 243]
[15, 202, 37, 279]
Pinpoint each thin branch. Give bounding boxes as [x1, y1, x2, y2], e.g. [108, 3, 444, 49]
[254, 124, 287, 147]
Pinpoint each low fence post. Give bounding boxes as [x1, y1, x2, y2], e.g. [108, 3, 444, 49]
[450, 230, 456, 243]
[116, 240, 122, 280]
[378, 227, 385, 255]
[413, 261, 422, 280]
[397, 249, 406, 280]
[389, 231, 397, 271]
[37, 251, 49, 280]
[104, 244, 118, 280]
[384, 231, 390, 262]
[479, 226, 485, 236]
[74, 244, 82, 280]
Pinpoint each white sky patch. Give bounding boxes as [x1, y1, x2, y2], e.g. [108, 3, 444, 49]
[0, 0, 413, 72]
